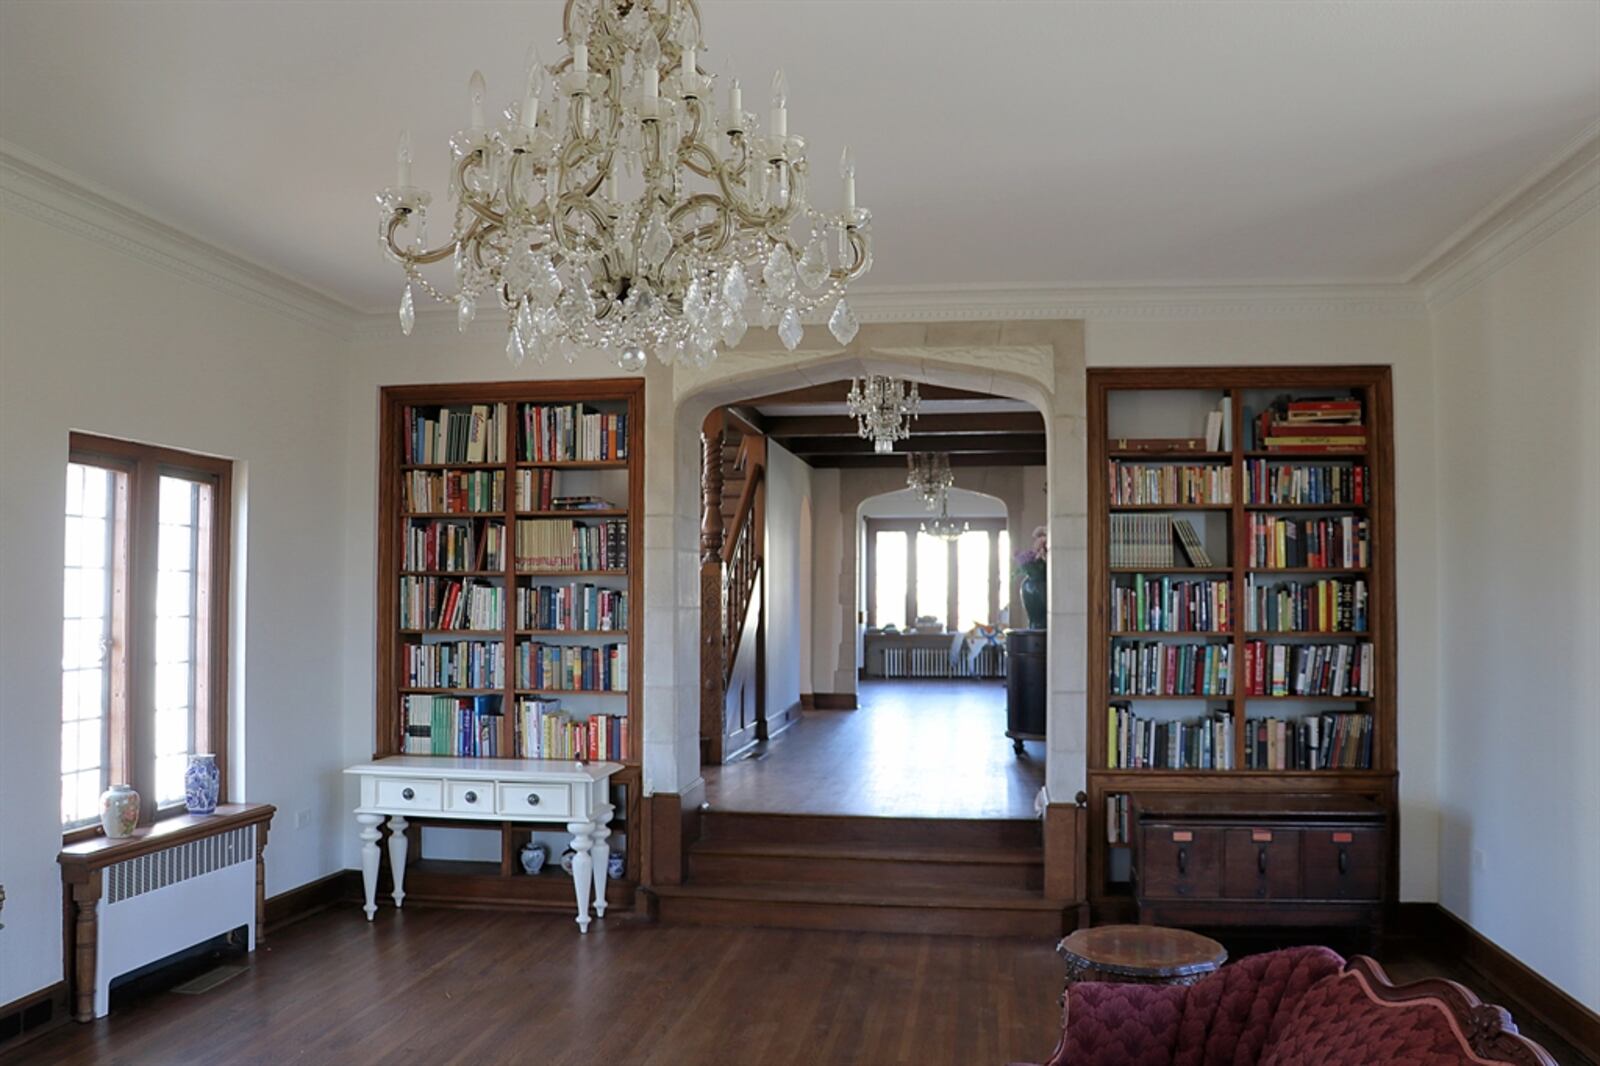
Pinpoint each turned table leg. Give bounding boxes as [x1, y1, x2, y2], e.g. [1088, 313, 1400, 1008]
[68, 874, 103, 1022]
[387, 815, 409, 908]
[589, 804, 614, 919]
[568, 820, 595, 933]
[357, 813, 383, 920]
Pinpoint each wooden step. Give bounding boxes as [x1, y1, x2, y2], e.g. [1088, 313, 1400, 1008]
[698, 810, 1043, 850]
[687, 840, 1044, 891]
[651, 881, 1065, 938]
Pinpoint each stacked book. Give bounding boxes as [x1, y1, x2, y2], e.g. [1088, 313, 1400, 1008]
[1245, 461, 1368, 506]
[1108, 462, 1232, 506]
[404, 640, 505, 689]
[514, 519, 628, 572]
[513, 699, 629, 760]
[404, 404, 506, 465]
[403, 470, 505, 514]
[1110, 641, 1233, 696]
[520, 403, 629, 462]
[1246, 578, 1367, 632]
[1110, 513, 1175, 567]
[516, 641, 628, 692]
[1242, 640, 1374, 697]
[516, 583, 628, 632]
[1246, 515, 1369, 569]
[1245, 712, 1373, 769]
[403, 520, 506, 572]
[1107, 704, 1234, 769]
[401, 694, 503, 756]
[399, 577, 504, 631]
[1111, 575, 1230, 633]
[1247, 397, 1365, 454]
[513, 468, 619, 511]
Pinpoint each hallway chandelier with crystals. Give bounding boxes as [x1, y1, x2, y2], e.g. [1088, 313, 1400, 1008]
[376, 0, 872, 371]
[922, 497, 969, 541]
[906, 452, 955, 511]
[846, 376, 919, 453]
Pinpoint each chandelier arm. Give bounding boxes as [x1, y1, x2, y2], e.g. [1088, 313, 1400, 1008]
[383, 213, 459, 266]
[829, 226, 871, 282]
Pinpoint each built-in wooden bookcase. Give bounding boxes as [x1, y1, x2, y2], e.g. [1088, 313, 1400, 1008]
[375, 379, 645, 893]
[1085, 367, 1398, 917]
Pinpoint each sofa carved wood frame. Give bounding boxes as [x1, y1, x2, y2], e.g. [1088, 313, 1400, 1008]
[1346, 957, 1559, 1066]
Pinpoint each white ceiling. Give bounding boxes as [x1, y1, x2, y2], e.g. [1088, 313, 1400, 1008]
[2, 1, 1596, 314]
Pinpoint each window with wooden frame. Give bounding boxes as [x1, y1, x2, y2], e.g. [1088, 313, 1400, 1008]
[61, 433, 232, 837]
[865, 517, 1010, 632]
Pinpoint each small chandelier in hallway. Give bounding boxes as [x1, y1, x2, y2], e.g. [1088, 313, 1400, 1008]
[846, 375, 919, 453]
[921, 497, 968, 541]
[906, 451, 954, 510]
[376, 0, 873, 370]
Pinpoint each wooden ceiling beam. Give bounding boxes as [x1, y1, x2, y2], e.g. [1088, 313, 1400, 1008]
[764, 412, 1045, 438]
[784, 433, 1046, 455]
[806, 452, 1047, 469]
[741, 382, 999, 406]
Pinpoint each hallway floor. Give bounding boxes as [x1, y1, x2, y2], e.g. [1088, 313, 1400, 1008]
[702, 680, 1046, 818]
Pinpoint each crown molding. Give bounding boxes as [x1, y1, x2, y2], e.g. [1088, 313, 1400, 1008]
[841, 282, 1426, 322]
[0, 142, 356, 335]
[1411, 121, 1600, 309]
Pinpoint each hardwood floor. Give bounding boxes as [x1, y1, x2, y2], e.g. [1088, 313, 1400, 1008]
[704, 680, 1045, 818]
[11, 907, 1066, 1066]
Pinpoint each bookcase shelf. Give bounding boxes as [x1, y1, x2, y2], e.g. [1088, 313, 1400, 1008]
[377, 379, 645, 890]
[1087, 366, 1398, 918]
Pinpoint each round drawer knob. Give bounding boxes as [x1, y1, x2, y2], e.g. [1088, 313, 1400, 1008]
[401, 787, 415, 800]
[525, 793, 541, 806]
[464, 790, 478, 804]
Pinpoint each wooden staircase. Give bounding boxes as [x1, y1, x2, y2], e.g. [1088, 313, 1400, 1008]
[654, 811, 1066, 937]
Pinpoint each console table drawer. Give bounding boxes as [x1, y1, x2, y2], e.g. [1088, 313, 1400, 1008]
[1138, 826, 1222, 900]
[1302, 827, 1384, 901]
[445, 780, 495, 814]
[498, 783, 570, 818]
[1223, 828, 1302, 899]
[374, 777, 443, 811]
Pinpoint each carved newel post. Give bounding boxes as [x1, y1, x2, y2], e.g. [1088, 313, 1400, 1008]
[700, 418, 726, 761]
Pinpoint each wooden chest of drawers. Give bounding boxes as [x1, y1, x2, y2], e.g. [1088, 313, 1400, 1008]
[1131, 793, 1388, 936]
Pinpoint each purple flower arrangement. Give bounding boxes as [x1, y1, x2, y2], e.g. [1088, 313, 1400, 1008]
[1013, 526, 1048, 580]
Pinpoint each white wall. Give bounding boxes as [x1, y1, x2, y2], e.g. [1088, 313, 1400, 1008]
[0, 207, 347, 1005]
[1085, 315, 1441, 903]
[1431, 205, 1600, 1012]
[762, 440, 811, 717]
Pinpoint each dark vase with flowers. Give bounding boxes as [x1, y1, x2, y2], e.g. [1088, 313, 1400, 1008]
[1013, 526, 1049, 630]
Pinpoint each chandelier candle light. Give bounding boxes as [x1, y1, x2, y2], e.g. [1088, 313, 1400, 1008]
[846, 375, 920, 453]
[906, 451, 955, 510]
[377, 0, 873, 371]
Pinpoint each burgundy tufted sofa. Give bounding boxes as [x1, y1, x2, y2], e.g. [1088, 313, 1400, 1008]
[1023, 946, 1559, 1066]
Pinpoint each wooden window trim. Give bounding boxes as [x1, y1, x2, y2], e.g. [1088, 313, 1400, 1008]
[65, 433, 231, 839]
[864, 517, 1008, 631]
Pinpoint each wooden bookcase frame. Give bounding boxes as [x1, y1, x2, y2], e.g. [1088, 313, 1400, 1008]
[375, 378, 645, 891]
[1085, 366, 1399, 918]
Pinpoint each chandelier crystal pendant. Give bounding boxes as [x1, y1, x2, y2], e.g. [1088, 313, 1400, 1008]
[921, 497, 968, 541]
[376, 0, 872, 371]
[846, 375, 919, 453]
[905, 452, 955, 511]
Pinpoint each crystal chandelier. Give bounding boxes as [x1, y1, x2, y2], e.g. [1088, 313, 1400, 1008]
[377, 0, 872, 371]
[906, 452, 954, 511]
[921, 497, 968, 541]
[846, 376, 919, 453]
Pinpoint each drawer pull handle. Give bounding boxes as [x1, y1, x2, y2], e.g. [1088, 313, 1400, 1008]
[464, 790, 478, 804]
[526, 793, 541, 807]
[1177, 846, 1188, 875]
[1338, 848, 1349, 875]
[401, 787, 415, 801]
[1258, 847, 1269, 875]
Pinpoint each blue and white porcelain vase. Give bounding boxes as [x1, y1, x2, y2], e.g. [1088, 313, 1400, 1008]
[520, 840, 550, 875]
[184, 753, 220, 815]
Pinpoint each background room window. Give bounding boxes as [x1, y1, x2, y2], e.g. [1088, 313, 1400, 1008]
[872, 530, 908, 630]
[866, 518, 1008, 631]
[62, 434, 231, 836]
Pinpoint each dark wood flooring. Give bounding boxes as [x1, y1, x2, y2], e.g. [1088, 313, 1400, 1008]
[705, 681, 1045, 818]
[14, 907, 1590, 1066]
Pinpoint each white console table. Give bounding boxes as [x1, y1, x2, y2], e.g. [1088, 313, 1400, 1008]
[344, 756, 621, 932]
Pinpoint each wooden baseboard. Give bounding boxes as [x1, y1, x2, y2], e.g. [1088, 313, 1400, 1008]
[766, 700, 801, 739]
[0, 981, 68, 1054]
[1410, 903, 1599, 1058]
[806, 692, 857, 710]
[646, 780, 706, 887]
[264, 870, 359, 933]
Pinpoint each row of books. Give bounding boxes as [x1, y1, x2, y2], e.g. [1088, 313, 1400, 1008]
[1245, 461, 1368, 506]
[401, 695, 503, 756]
[1108, 463, 1233, 506]
[1246, 396, 1365, 454]
[1110, 575, 1231, 633]
[403, 470, 505, 514]
[1107, 794, 1131, 845]
[1242, 641, 1374, 697]
[1106, 705, 1235, 770]
[1109, 514, 1204, 568]
[404, 640, 506, 689]
[514, 519, 628, 572]
[520, 403, 629, 462]
[514, 468, 616, 512]
[516, 583, 628, 632]
[513, 698, 629, 760]
[1109, 641, 1233, 696]
[1244, 578, 1368, 633]
[1245, 515, 1369, 570]
[404, 404, 508, 465]
[1245, 712, 1374, 769]
[399, 577, 503, 631]
[403, 519, 506, 573]
[516, 641, 628, 692]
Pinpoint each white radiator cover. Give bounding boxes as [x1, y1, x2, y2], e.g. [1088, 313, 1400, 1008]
[93, 823, 257, 1018]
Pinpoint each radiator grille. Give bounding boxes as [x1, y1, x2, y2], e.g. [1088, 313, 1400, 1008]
[106, 825, 254, 904]
[879, 644, 1007, 679]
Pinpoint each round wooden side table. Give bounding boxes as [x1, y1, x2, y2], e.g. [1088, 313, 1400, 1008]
[1057, 925, 1227, 990]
